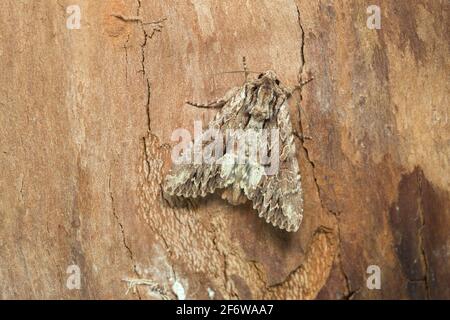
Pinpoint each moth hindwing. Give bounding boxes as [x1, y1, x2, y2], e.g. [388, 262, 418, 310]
[162, 71, 303, 232]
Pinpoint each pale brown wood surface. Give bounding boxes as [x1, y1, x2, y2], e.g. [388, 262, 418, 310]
[0, 0, 448, 299]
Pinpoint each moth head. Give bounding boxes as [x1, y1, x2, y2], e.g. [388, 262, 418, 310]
[250, 70, 283, 120]
[257, 70, 281, 86]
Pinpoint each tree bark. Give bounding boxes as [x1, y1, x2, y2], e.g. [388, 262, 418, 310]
[0, 0, 448, 299]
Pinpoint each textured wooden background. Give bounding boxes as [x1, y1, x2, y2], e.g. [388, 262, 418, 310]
[0, 0, 448, 299]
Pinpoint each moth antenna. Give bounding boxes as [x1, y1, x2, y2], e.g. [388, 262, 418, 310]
[212, 70, 260, 76]
[186, 100, 226, 109]
[243, 56, 248, 81]
[289, 76, 314, 96]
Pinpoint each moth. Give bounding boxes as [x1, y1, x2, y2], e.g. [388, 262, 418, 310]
[162, 70, 305, 232]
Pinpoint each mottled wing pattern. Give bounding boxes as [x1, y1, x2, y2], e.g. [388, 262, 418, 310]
[245, 102, 303, 232]
[162, 72, 304, 232]
[162, 87, 245, 202]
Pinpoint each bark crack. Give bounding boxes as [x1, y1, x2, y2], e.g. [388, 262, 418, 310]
[137, 18, 165, 132]
[295, 5, 340, 218]
[336, 221, 358, 299]
[210, 221, 240, 299]
[295, 3, 349, 298]
[112, 2, 166, 133]
[417, 173, 431, 299]
[145, 78, 151, 132]
[109, 174, 142, 299]
[19, 175, 25, 204]
[264, 226, 337, 299]
[294, 5, 323, 208]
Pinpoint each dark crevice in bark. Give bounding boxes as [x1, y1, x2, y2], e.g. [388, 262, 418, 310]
[108, 174, 142, 299]
[145, 78, 152, 132]
[294, 5, 323, 211]
[332, 213, 354, 298]
[296, 5, 306, 83]
[110, 1, 166, 134]
[295, 4, 343, 218]
[264, 227, 336, 299]
[417, 173, 431, 299]
[135, 0, 173, 271]
[111, 4, 165, 134]
[210, 221, 240, 299]
[109, 175, 133, 261]
[342, 288, 360, 300]
[336, 224, 357, 299]
[295, 3, 349, 298]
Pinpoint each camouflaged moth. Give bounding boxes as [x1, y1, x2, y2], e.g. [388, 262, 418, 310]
[162, 70, 304, 232]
